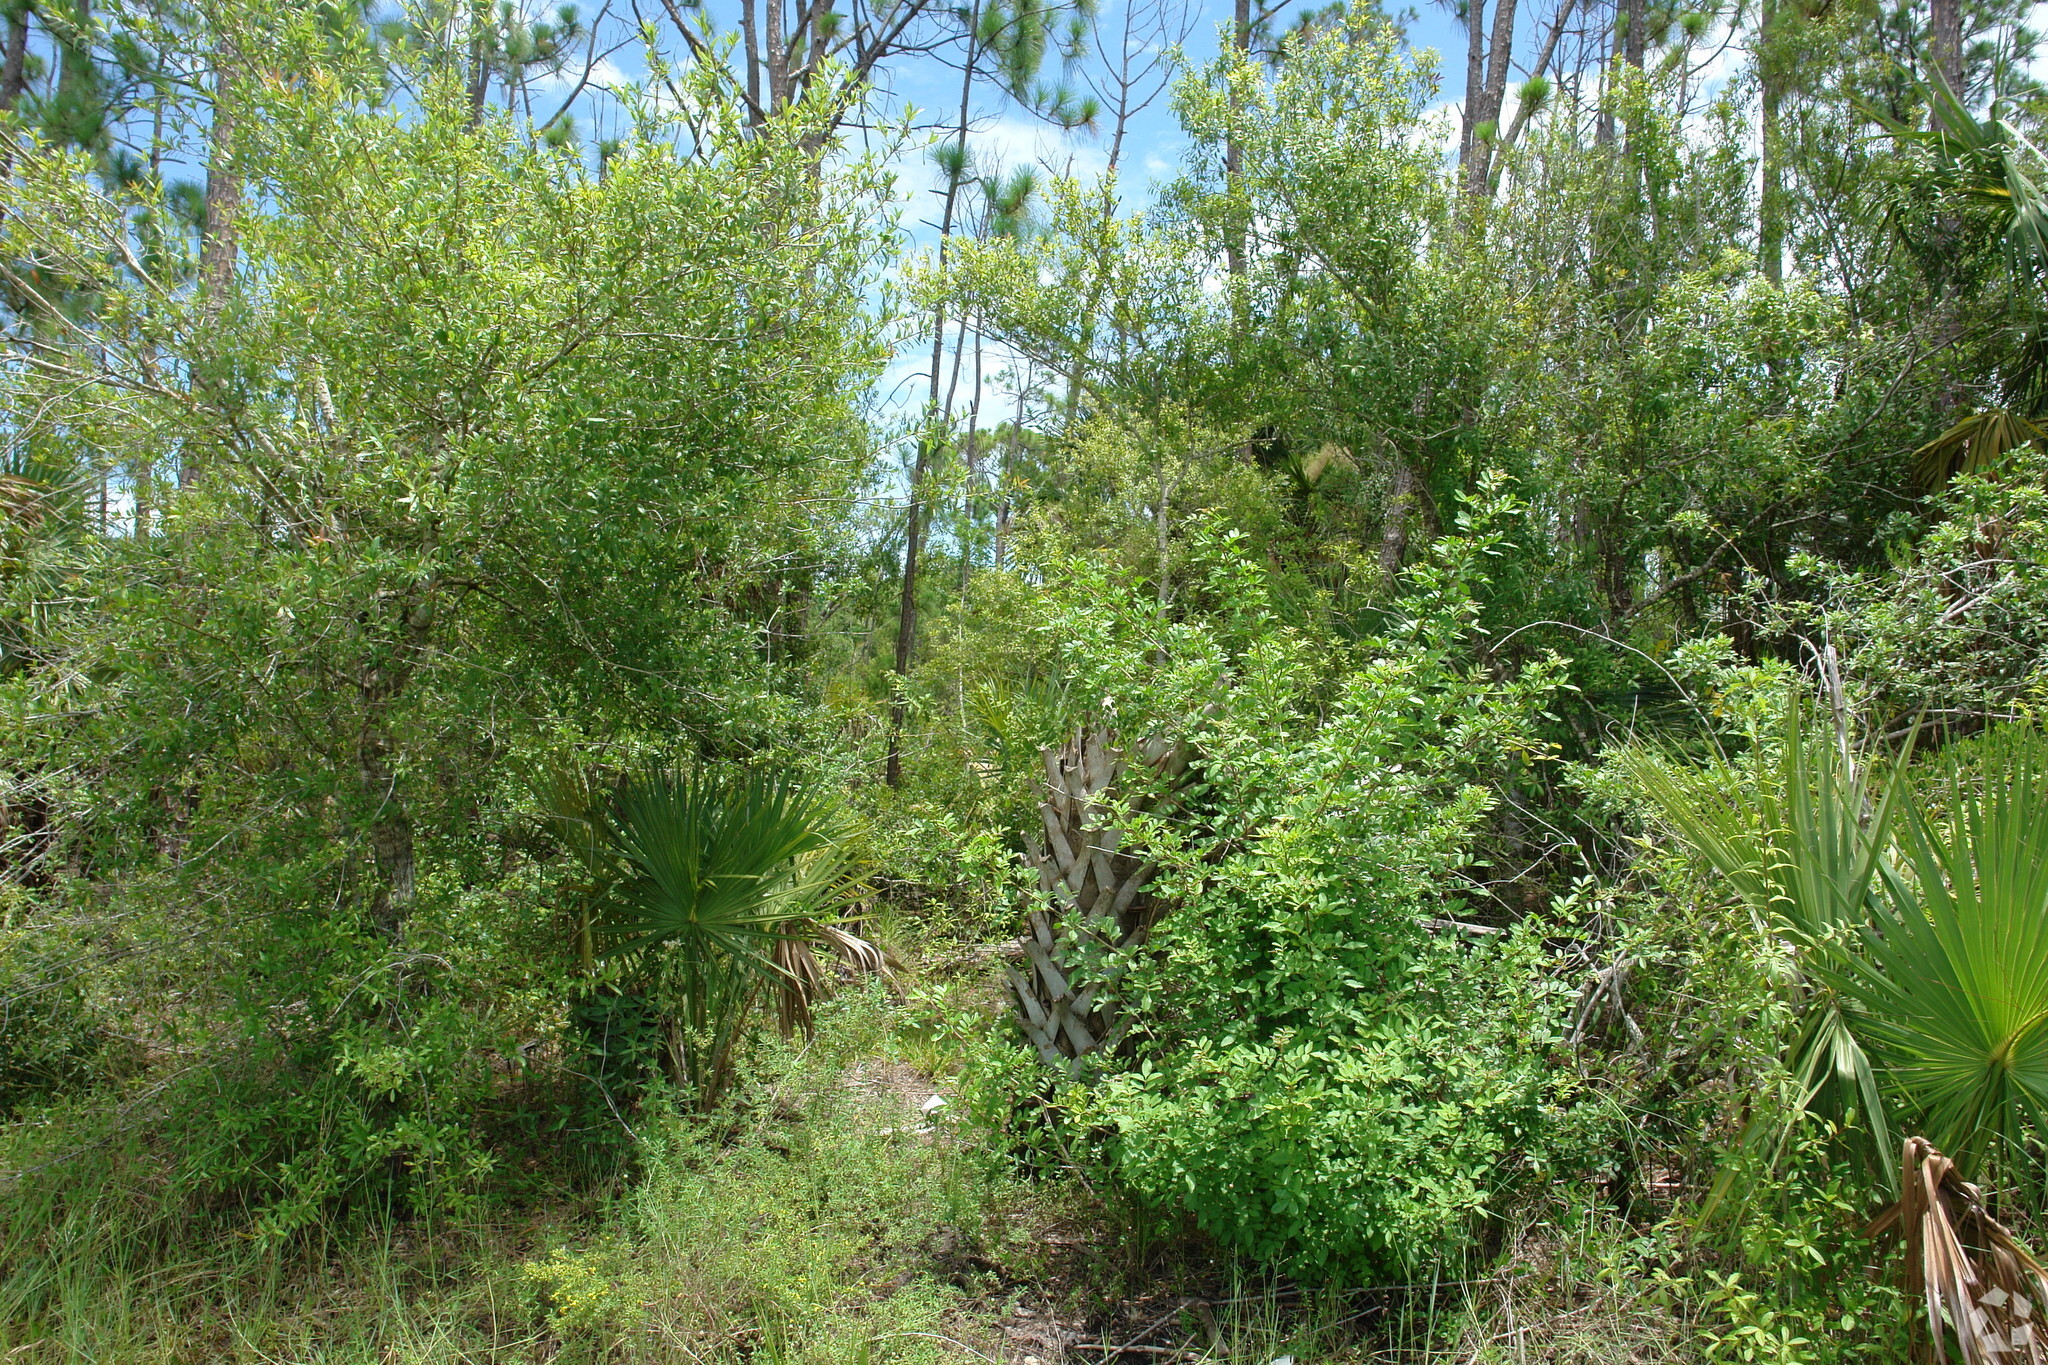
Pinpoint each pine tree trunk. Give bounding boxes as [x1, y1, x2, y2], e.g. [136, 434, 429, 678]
[199, 42, 240, 299]
[1756, 0, 1787, 283]
[885, 13, 980, 786]
[0, 7, 28, 112]
[1463, 0, 1520, 198]
[1930, 0, 1962, 92]
[1460, 0, 1486, 172]
[1380, 458, 1421, 584]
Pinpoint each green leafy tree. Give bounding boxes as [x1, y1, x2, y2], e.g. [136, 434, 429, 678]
[0, 2, 888, 1231]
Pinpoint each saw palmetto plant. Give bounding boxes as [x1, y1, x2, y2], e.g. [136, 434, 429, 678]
[1634, 704, 2048, 1358]
[1618, 697, 1909, 1182]
[538, 764, 870, 1111]
[603, 767, 867, 1109]
[1828, 724, 2048, 1181]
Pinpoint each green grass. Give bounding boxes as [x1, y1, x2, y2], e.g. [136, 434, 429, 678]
[0, 978, 1904, 1365]
[0, 987, 1016, 1363]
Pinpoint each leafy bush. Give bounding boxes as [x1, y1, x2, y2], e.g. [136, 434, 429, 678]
[1778, 449, 2048, 734]
[976, 476, 1603, 1279]
[0, 24, 889, 1234]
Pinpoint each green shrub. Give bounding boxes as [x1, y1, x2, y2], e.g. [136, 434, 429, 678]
[977, 476, 1602, 1280]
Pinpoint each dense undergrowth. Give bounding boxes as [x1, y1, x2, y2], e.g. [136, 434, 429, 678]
[0, 981, 1939, 1362]
[8, 0, 2048, 1358]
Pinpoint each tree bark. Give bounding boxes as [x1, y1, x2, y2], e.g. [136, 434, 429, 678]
[1929, 0, 1962, 94]
[1594, 0, 1615, 147]
[1758, 0, 1783, 283]
[199, 42, 240, 300]
[0, 4, 28, 112]
[884, 4, 980, 787]
[1490, 0, 1578, 192]
[189, 38, 240, 489]
[1459, 0, 1487, 174]
[739, 0, 763, 124]
[1223, 0, 1250, 279]
[994, 381, 1025, 574]
[1463, 0, 1520, 197]
[765, 0, 786, 116]
[1379, 457, 1421, 585]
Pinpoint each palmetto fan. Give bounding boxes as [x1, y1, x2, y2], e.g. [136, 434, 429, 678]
[591, 767, 864, 1109]
[602, 768, 844, 961]
[1829, 725, 2048, 1180]
[1618, 697, 1907, 1185]
[1635, 704, 2048, 1360]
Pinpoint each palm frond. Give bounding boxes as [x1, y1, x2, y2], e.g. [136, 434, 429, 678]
[1910, 409, 2045, 493]
[1868, 1137, 2048, 1365]
[1619, 694, 1907, 1186]
[601, 767, 840, 962]
[591, 766, 855, 1109]
[1831, 725, 2048, 1177]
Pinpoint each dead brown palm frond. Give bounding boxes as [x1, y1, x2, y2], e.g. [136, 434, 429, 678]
[815, 920, 898, 984]
[1868, 1137, 2048, 1364]
[770, 921, 897, 1037]
[771, 931, 832, 1037]
[1911, 409, 2046, 494]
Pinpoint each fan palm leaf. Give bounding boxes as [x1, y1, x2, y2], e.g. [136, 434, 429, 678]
[601, 767, 842, 964]
[1619, 696, 1908, 1181]
[593, 766, 860, 1109]
[1828, 725, 2048, 1178]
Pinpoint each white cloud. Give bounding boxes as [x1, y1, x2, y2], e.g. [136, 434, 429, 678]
[968, 114, 1111, 183]
[527, 56, 631, 96]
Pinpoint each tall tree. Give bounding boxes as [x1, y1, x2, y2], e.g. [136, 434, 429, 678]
[884, 0, 1094, 785]
[0, 0, 29, 111]
[1461, 0, 1521, 197]
[1930, 0, 1962, 92]
[198, 37, 238, 303]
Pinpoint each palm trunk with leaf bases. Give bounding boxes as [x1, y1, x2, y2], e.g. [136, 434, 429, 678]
[1006, 728, 1190, 1071]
